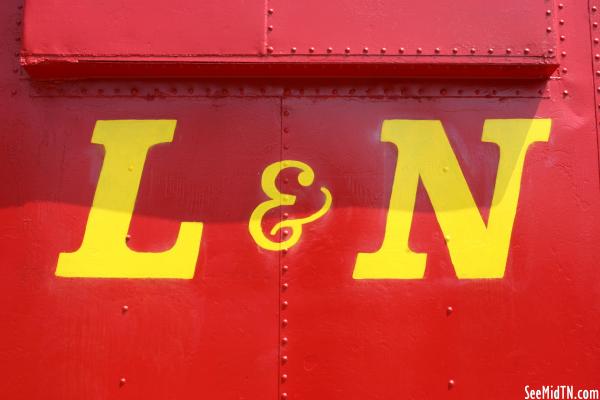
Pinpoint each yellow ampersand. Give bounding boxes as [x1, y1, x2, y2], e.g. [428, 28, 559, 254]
[249, 160, 332, 251]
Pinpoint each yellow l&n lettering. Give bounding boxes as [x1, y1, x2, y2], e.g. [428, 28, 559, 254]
[56, 120, 203, 279]
[353, 119, 551, 280]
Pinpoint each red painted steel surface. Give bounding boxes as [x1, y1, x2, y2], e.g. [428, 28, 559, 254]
[1, 1, 599, 400]
[268, 0, 553, 55]
[24, 0, 265, 55]
[21, 0, 557, 78]
[279, 97, 599, 398]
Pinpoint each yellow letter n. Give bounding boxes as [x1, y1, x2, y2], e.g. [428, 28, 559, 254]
[56, 120, 203, 279]
[353, 119, 551, 280]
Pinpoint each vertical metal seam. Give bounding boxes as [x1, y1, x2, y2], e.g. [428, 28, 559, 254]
[278, 96, 284, 400]
[263, 0, 269, 55]
[587, 0, 600, 186]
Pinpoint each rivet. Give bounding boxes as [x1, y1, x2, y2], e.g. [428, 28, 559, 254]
[126, 234, 131, 242]
[446, 306, 453, 315]
[283, 127, 289, 133]
[506, 48, 512, 54]
[562, 67, 568, 73]
[345, 47, 351, 54]
[281, 355, 288, 363]
[281, 393, 288, 399]
[282, 265, 289, 272]
[309, 47, 315, 53]
[16, 20, 21, 26]
[593, 6, 598, 12]
[282, 283, 289, 291]
[268, 25, 273, 31]
[10, 90, 17, 96]
[291, 47, 297, 53]
[380, 47, 386, 53]
[12, 67, 18, 73]
[281, 374, 288, 382]
[283, 212, 289, 219]
[268, 8, 274, 14]
[562, 90, 569, 96]
[452, 48, 458, 54]
[282, 301, 289, 309]
[327, 47, 333, 53]
[448, 379, 455, 389]
[560, 35, 566, 41]
[596, 71, 600, 76]
[281, 319, 288, 327]
[267, 46, 274, 53]
[561, 51, 567, 57]
[363, 47, 369, 53]
[524, 48, 530, 54]
[595, 22, 599, 28]
[442, 166, 449, 172]
[488, 48, 494, 54]
[282, 248, 288, 255]
[417, 47, 423, 54]
[444, 235, 451, 242]
[120, 378, 127, 386]
[548, 48, 554, 54]
[128, 165, 133, 172]
[559, 19, 565, 25]
[558, 3, 564, 9]
[546, 27, 552, 32]
[283, 110, 290, 116]
[596, 54, 600, 59]
[281, 337, 289, 345]
[546, 9, 552, 15]
[282, 230, 290, 237]
[470, 47, 476, 54]
[283, 144, 289, 150]
[435, 47, 440, 54]
[597, 87, 600, 93]
[122, 305, 129, 313]
[399, 47, 405, 53]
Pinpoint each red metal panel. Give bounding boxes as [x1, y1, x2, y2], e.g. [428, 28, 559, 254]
[23, 0, 265, 56]
[0, 82, 281, 398]
[278, 96, 599, 399]
[21, 0, 557, 78]
[268, 0, 554, 57]
[1, 0, 600, 399]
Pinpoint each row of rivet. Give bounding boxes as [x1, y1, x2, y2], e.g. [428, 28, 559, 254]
[559, 3, 568, 97]
[592, 2, 600, 125]
[120, 304, 129, 387]
[447, 305, 454, 389]
[266, 46, 550, 56]
[280, 107, 290, 400]
[10, 3, 23, 97]
[31, 84, 548, 99]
